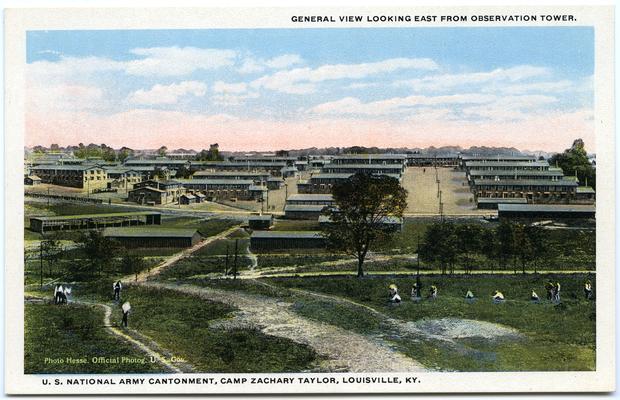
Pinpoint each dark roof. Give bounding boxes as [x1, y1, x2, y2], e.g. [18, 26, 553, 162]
[576, 186, 596, 194]
[287, 194, 334, 202]
[461, 155, 537, 161]
[31, 212, 161, 222]
[31, 165, 104, 171]
[468, 169, 563, 177]
[318, 215, 402, 224]
[103, 227, 198, 238]
[193, 171, 270, 177]
[473, 179, 577, 187]
[251, 231, 323, 239]
[465, 161, 548, 168]
[249, 214, 273, 221]
[325, 164, 404, 170]
[130, 186, 166, 193]
[498, 204, 595, 213]
[407, 153, 459, 158]
[179, 179, 254, 185]
[284, 204, 328, 212]
[477, 198, 528, 204]
[333, 154, 406, 160]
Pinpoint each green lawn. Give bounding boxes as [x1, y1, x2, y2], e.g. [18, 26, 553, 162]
[115, 285, 320, 372]
[24, 302, 165, 374]
[196, 273, 595, 372]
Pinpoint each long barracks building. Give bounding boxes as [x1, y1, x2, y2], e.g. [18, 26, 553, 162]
[471, 179, 578, 202]
[30, 165, 108, 191]
[297, 173, 402, 194]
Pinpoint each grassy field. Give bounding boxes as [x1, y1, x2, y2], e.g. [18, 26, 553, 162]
[24, 302, 165, 374]
[193, 273, 595, 372]
[99, 285, 319, 372]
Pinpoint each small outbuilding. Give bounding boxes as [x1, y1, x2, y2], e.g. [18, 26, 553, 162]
[248, 214, 274, 230]
[179, 194, 196, 205]
[24, 175, 42, 185]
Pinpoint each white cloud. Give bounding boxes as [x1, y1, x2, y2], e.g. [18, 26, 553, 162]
[398, 65, 550, 92]
[212, 92, 260, 106]
[308, 93, 496, 116]
[27, 83, 105, 112]
[264, 54, 303, 69]
[125, 47, 237, 76]
[238, 54, 304, 74]
[212, 81, 248, 94]
[251, 57, 438, 94]
[127, 81, 207, 105]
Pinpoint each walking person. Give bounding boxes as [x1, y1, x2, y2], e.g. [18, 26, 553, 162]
[121, 302, 131, 328]
[113, 280, 122, 301]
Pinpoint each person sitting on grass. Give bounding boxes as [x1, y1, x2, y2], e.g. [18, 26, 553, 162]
[428, 285, 438, 300]
[530, 289, 540, 303]
[465, 289, 475, 303]
[388, 284, 401, 305]
[584, 280, 593, 300]
[492, 290, 505, 303]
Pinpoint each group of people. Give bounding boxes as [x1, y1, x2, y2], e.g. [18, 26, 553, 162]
[53, 284, 71, 305]
[50, 280, 131, 328]
[387, 279, 594, 305]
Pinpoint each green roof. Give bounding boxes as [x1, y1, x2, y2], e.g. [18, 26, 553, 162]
[103, 227, 198, 238]
[31, 212, 160, 221]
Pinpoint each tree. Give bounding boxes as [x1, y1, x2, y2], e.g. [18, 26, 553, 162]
[513, 223, 533, 274]
[119, 254, 146, 282]
[195, 144, 223, 161]
[496, 220, 515, 271]
[419, 222, 457, 274]
[41, 239, 63, 278]
[118, 147, 134, 162]
[176, 164, 192, 179]
[78, 231, 120, 277]
[549, 138, 596, 189]
[322, 172, 407, 277]
[454, 224, 483, 274]
[157, 146, 168, 157]
[524, 225, 546, 274]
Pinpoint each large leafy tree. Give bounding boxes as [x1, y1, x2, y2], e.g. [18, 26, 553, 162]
[322, 172, 407, 277]
[549, 138, 596, 188]
[496, 220, 515, 271]
[419, 222, 457, 274]
[78, 231, 121, 278]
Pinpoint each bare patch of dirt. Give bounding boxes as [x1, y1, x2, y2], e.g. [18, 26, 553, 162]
[406, 318, 523, 341]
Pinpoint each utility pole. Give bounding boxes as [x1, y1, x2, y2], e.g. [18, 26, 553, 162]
[284, 183, 288, 211]
[39, 241, 43, 288]
[225, 244, 229, 276]
[233, 239, 238, 280]
[416, 235, 420, 278]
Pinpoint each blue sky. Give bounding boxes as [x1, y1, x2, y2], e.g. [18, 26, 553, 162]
[26, 27, 594, 151]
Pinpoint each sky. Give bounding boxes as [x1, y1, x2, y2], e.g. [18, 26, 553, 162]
[26, 27, 594, 152]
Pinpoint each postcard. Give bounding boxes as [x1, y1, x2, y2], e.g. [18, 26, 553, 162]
[4, 5, 615, 394]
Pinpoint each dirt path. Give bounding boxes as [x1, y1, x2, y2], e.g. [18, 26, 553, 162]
[128, 225, 241, 282]
[146, 281, 426, 373]
[82, 301, 186, 373]
[251, 280, 522, 345]
[25, 294, 189, 373]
